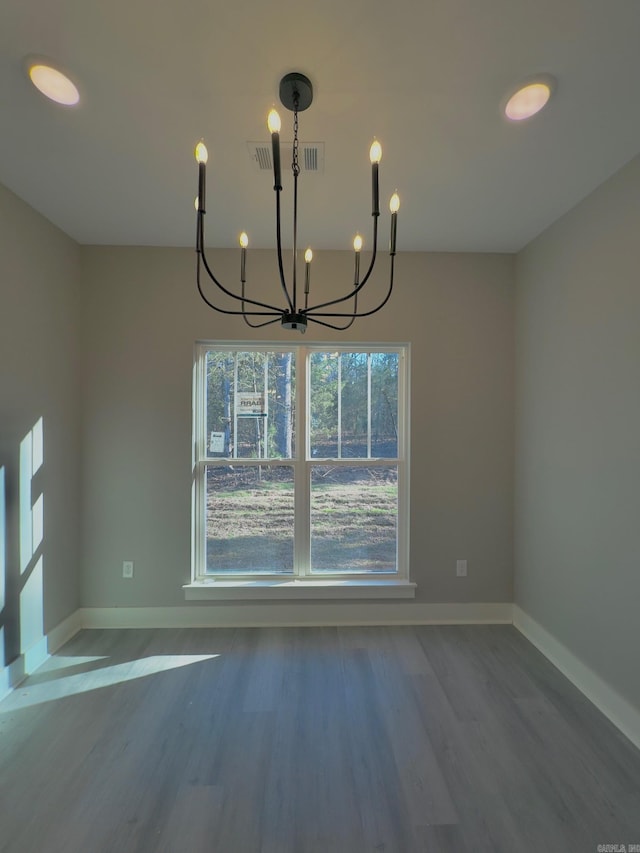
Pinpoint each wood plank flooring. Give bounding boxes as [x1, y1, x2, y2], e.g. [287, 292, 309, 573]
[0, 625, 639, 852]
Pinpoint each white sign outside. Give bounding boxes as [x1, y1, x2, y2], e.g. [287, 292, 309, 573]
[236, 392, 267, 417]
[209, 431, 226, 453]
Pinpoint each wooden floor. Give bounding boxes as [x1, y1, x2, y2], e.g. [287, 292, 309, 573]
[1, 625, 639, 852]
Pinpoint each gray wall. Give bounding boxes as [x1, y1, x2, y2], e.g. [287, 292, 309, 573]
[515, 154, 640, 710]
[79, 246, 515, 607]
[0, 183, 81, 669]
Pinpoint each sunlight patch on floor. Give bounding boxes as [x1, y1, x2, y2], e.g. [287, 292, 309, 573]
[0, 654, 220, 712]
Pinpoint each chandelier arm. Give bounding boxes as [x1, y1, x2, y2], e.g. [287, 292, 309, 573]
[307, 314, 358, 331]
[197, 213, 283, 313]
[198, 247, 283, 314]
[241, 281, 284, 328]
[275, 190, 295, 312]
[305, 290, 359, 331]
[196, 256, 283, 317]
[303, 216, 380, 314]
[306, 316, 354, 330]
[242, 314, 283, 328]
[196, 210, 203, 253]
[308, 255, 395, 319]
[356, 220, 381, 290]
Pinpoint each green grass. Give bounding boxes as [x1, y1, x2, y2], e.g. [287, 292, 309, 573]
[206, 479, 397, 574]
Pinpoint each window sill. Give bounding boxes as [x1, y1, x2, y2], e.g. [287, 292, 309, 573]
[184, 579, 416, 601]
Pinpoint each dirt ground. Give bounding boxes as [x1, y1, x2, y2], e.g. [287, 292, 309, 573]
[206, 466, 397, 573]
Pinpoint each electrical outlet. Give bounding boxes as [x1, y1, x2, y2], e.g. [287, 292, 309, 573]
[456, 559, 467, 577]
[122, 560, 134, 579]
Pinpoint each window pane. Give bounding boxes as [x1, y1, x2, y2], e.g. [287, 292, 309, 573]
[309, 351, 399, 460]
[309, 351, 339, 457]
[206, 465, 294, 574]
[310, 466, 397, 573]
[206, 350, 295, 459]
[371, 352, 398, 457]
[340, 352, 368, 457]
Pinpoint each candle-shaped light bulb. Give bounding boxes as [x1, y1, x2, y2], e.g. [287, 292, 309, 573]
[194, 196, 199, 211]
[389, 192, 399, 256]
[304, 247, 312, 295]
[267, 109, 281, 134]
[370, 140, 381, 216]
[195, 142, 208, 212]
[239, 232, 248, 282]
[268, 109, 282, 190]
[353, 234, 363, 285]
[195, 141, 208, 164]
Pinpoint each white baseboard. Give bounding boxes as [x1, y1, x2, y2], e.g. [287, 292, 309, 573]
[0, 637, 48, 702]
[0, 655, 26, 701]
[47, 609, 84, 654]
[0, 602, 509, 703]
[0, 609, 84, 704]
[23, 636, 49, 673]
[79, 601, 513, 629]
[513, 605, 640, 752]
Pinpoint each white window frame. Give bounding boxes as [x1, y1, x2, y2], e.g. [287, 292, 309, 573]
[187, 341, 413, 599]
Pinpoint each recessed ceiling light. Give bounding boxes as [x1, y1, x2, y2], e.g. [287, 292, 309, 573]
[504, 78, 554, 122]
[28, 61, 80, 106]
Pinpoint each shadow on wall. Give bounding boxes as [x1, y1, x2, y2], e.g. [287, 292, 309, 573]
[0, 417, 46, 695]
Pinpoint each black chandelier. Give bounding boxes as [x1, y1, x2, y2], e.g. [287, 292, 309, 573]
[194, 72, 399, 333]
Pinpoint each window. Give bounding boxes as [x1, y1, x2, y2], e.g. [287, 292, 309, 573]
[192, 343, 409, 584]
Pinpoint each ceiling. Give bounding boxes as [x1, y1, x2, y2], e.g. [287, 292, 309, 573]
[1, 0, 640, 253]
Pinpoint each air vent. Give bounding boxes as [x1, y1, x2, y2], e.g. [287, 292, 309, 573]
[247, 142, 324, 175]
[254, 146, 271, 171]
[304, 146, 318, 171]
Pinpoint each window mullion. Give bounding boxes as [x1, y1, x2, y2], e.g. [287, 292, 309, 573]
[262, 353, 268, 459]
[367, 352, 372, 459]
[193, 347, 205, 580]
[337, 353, 342, 460]
[233, 354, 238, 459]
[295, 346, 310, 577]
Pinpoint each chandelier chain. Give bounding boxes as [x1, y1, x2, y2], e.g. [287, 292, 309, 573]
[292, 102, 300, 178]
